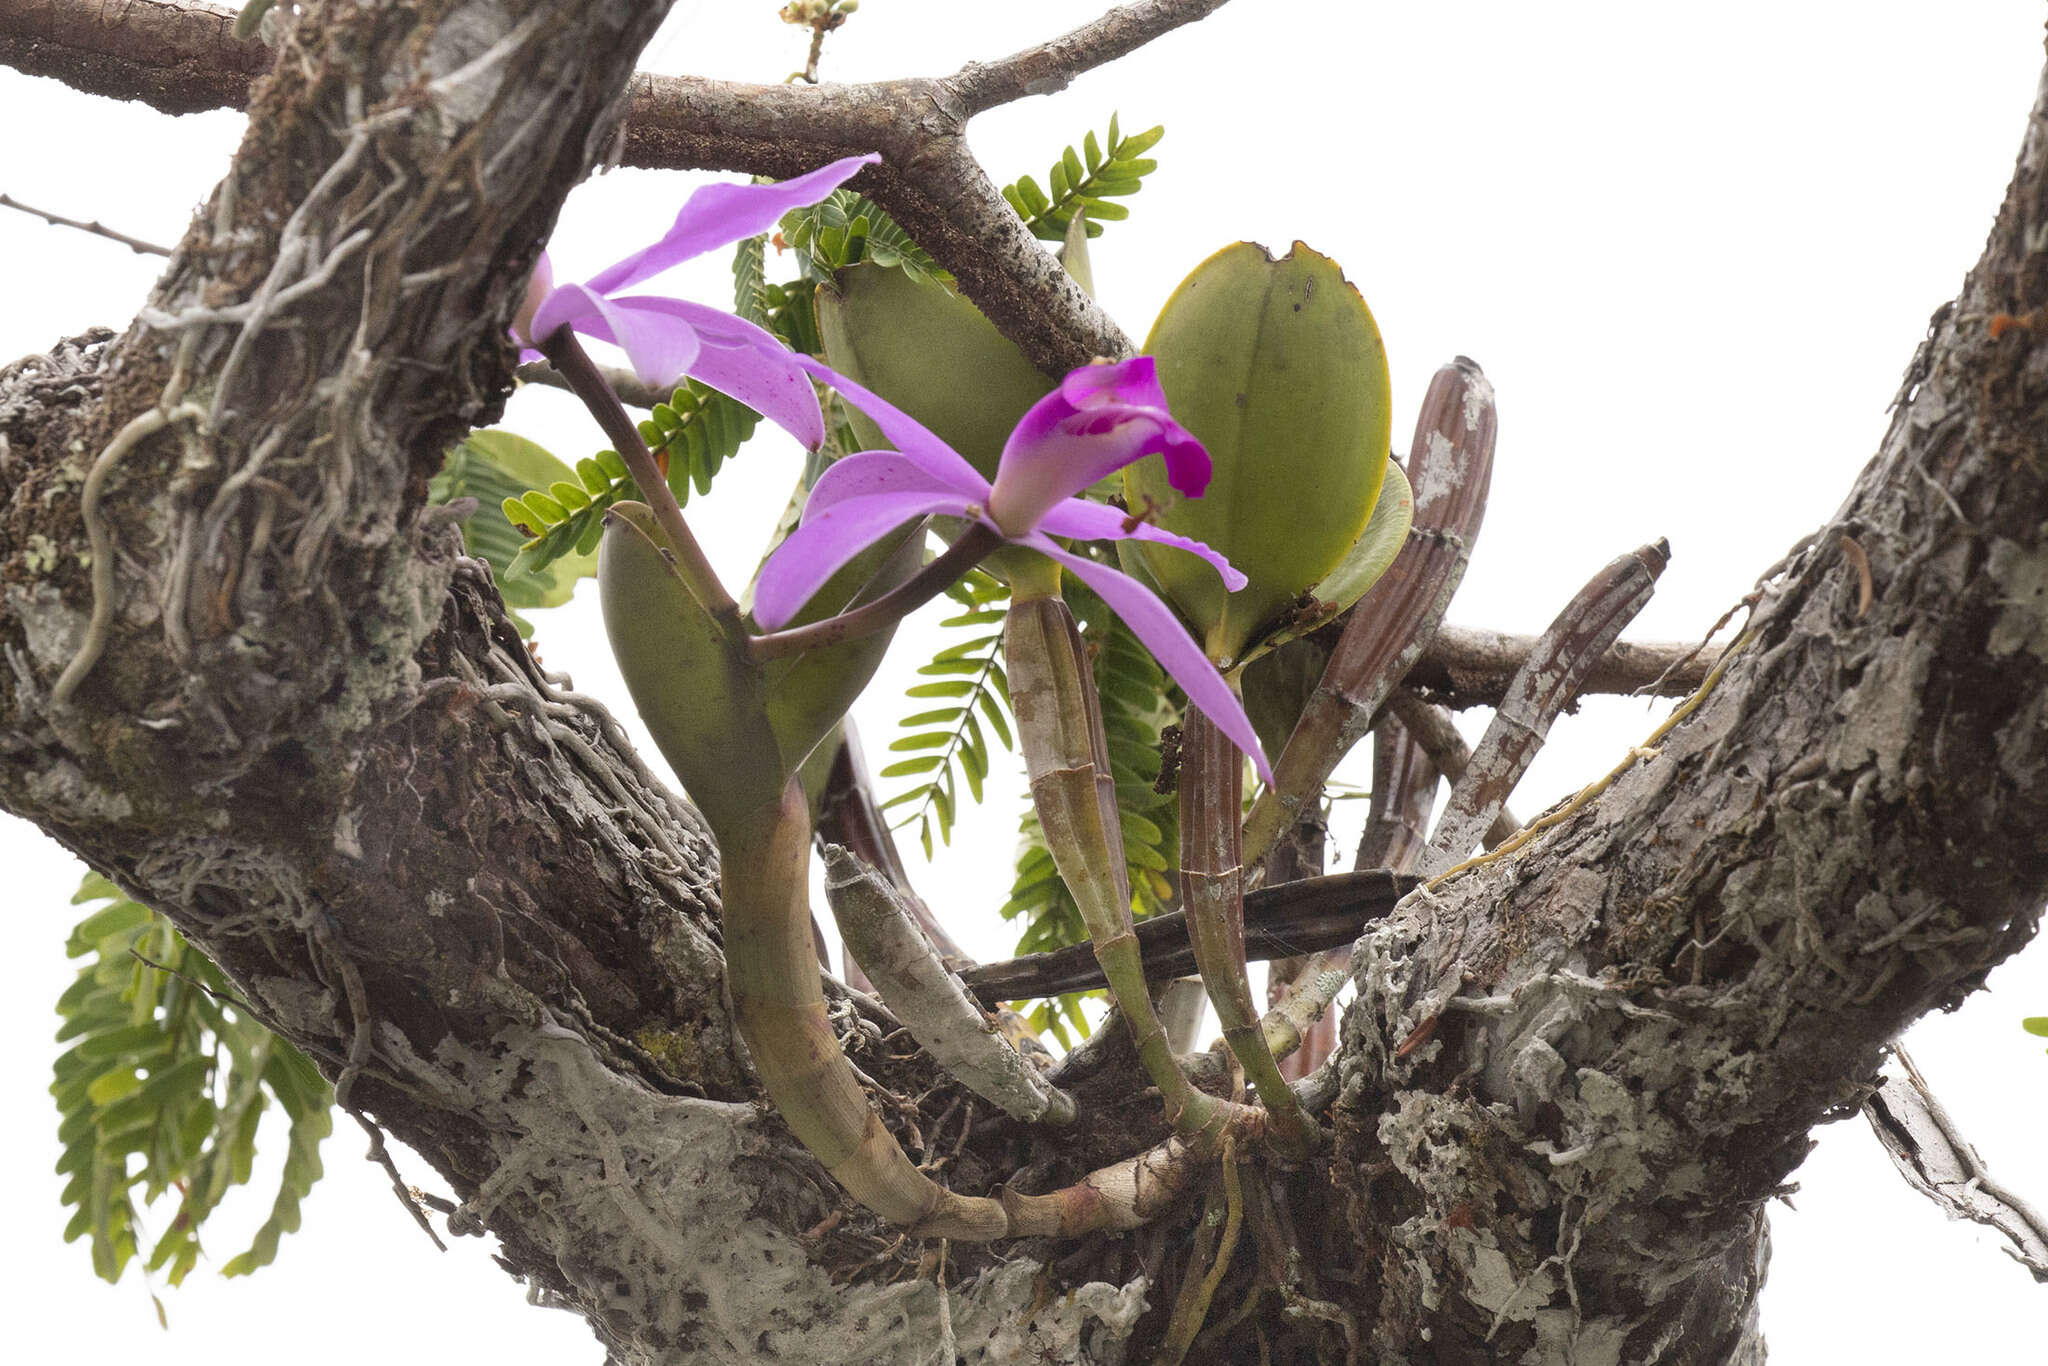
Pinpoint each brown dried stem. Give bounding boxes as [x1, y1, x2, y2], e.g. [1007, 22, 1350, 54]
[1383, 691, 1520, 848]
[1421, 539, 1670, 872]
[1180, 702, 1317, 1155]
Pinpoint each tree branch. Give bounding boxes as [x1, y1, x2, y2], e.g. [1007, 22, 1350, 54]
[960, 869, 1421, 1005]
[1865, 1048, 2048, 1281]
[0, 0, 271, 115]
[1409, 620, 1715, 707]
[1326, 46, 2048, 1356]
[7, 1, 2048, 1360]
[3, 0, 1233, 375]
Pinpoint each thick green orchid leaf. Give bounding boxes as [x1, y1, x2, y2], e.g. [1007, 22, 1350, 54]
[761, 519, 924, 775]
[1233, 460, 1414, 670]
[600, 504, 783, 827]
[601, 503, 918, 825]
[1126, 241, 1393, 663]
[815, 263, 1056, 481]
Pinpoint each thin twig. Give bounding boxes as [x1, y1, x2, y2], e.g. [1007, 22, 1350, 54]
[351, 1111, 450, 1254]
[0, 192, 171, 255]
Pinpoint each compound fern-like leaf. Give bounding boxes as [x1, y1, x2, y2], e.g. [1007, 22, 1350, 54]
[495, 380, 763, 586]
[780, 191, 950, 287]
[52, 872, 334, 1296]
[880, 570, 1015, 859]
[1001, 113, 1164, 242]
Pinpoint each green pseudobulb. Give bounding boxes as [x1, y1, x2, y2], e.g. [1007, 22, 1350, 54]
[1125, 241, 1393, 662]
[600, 503, 917, 828]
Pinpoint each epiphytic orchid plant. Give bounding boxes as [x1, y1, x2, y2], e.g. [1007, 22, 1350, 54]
[500, 149, 1422, 1240]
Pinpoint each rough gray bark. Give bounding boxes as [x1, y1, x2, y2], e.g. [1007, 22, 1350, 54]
[2, 3, 2046, 1363]
[1326, 62, 2048, 1359]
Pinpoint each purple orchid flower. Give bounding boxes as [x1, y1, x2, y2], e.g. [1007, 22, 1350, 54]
[513, 153, 881, 449]
[755, 355, 1274, 783]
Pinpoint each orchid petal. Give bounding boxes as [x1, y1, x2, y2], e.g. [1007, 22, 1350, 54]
[531, 283, 703, 388]
[792, 355, 991, 497]
[1025, 535, 1274, 785]
[1063, 355, 1171, 409]
[511, 252, 554, 345]
[1032, 497, 1248, 592]
[991, 407, 1209, 532]
[800, 451, 966, 523]
[611, 296, 825, 447]
[587, 154, 880, 297]
[754, 489, 973, 631]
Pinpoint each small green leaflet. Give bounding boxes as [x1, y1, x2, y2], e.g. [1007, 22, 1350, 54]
[780, 191, 950, 288]
[467, 378, 762, 604]
[52, 872, 333, 1296]
[433, 430, 598, 636]
[732, 233, 771, 329]
[1001, 113, 1164, 242]
[881, 570, 1015, 859]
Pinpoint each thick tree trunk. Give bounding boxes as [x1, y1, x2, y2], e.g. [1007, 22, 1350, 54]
[1, 2, 2045, 1362]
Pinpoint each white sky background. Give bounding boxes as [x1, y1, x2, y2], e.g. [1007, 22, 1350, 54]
[2, 1, 2045, 1360]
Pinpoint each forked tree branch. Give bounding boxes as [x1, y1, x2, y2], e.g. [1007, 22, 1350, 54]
[2, 0, 1232, 373]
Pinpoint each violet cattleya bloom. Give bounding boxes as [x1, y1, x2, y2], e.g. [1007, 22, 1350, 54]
[513, 153, 881, 449]
[756, 355, 1274, 783]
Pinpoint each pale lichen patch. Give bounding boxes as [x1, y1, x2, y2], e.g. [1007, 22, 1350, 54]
[1986, 531, 2048, 660]
[1827, 628, 1928, 788]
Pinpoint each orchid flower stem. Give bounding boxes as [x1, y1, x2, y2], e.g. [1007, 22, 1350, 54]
[748, 523, 1004, 661]
[537, 326, 737, 620]
[1180, 702, 1319, 1158]
[1006, 595, 1245, 1146]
